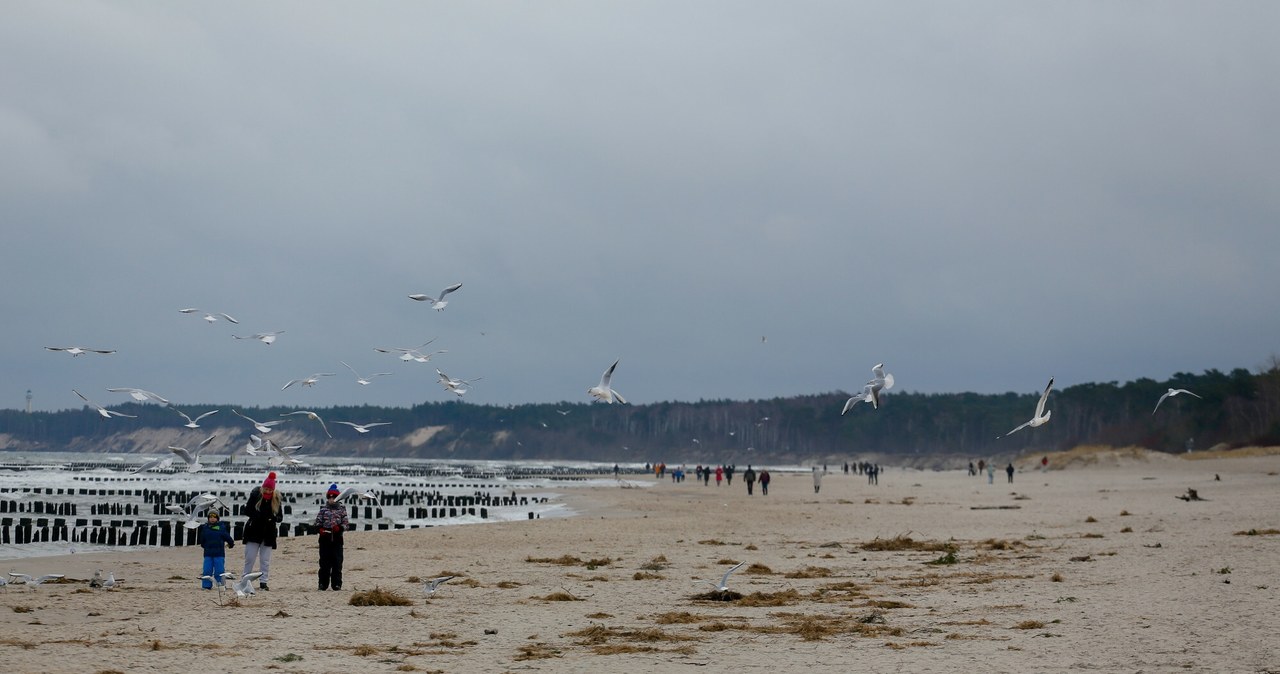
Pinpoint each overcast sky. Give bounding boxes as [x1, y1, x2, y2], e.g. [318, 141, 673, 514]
[3, 2, 1278, 415]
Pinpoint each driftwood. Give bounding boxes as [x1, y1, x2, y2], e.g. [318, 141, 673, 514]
[969, 505, 1022, 510]
[1176, 488, 1207, 502]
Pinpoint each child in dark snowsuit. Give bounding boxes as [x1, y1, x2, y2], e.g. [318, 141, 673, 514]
[197, 509, 234, 589]
[315, 483, 350, 591]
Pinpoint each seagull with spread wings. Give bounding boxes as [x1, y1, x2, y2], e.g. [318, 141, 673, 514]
[233, 409, 285, 434]
[436, 369, 482, 397]
[281, 410, 332, 438]
[73, 389, 136, 419]
[1004, 377, 1055, 437]
[1153, 388, 1203, 415]
[588, 359, 627, 404]
[340, 361, 393, 385]
[179, 308, 239, 324]
[106, 388, 170, 405]
[282, 372, 336, 390]
[334, 421, 392, 434]
[173, 408, 219, 429]
[232, 331, 284, 345]
[168, 433, 218, 473]
[45, 346, 115, 356]
[409, 282, 462, 311]
[695, 561, 746, 593]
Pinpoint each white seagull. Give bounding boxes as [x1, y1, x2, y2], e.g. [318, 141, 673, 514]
[695, 561, 746, 593]
[404, 348, 449, 363]
[174, 408, 219, 429]
[1004, 377, 1055, 437]
[870, 363, 895, 392]
[334, 421, 392, 434]
[1153, 388, 1203, 415]
[436, 369, 482, 397]
[179, 308, 239, 324]
[841, 383, 880, 415]
[340, 361, 393, 385]
[168, 433, 217, 472]
[281, 410, 332, 438]
[233, 409, 285, 434]
[233, 571, 263, 598]
[232, 331, 284, 345]
[336, 486, 380, 504]
[588, 359, 627, 404]
[129, 455, 174, 474]
[409, 282, 463, 311]
[422, 575, 456, 596]
[45, 346, 115, 356]
[106, 388, 171, 405]
[281, 372, 336, 390]
[73, 389, 137, 419]
[9, 572, 65, 588]
[374, 338, 439, 359]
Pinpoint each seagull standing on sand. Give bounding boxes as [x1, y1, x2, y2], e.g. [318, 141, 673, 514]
[73, 390, 136, 419]
[233, 571, 262, 598]
[409, 282, 462, 311]
[588, 360, 627, 404]
[422, 575, 456, 596]
[695, 561, 746, 592]
[45, 346, 115, 357]
[1004, 377, 1055, 437]
[1153, 388, 1203, 414]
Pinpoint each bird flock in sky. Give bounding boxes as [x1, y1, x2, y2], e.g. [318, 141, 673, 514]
[44, 279, 1206, 461]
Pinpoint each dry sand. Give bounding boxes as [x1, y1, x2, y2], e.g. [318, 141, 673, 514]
[2, 451, 1278, 673]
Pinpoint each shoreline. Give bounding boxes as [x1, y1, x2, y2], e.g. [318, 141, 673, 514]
[1, 453, 1277, 672]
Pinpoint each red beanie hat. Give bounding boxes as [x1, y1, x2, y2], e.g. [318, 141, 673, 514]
[262, 471, 277, 491]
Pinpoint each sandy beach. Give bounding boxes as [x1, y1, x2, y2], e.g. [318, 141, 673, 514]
[2, 450, 1278, 674]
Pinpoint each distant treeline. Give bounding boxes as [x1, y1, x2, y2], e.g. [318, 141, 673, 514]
[2, 366, 1278, 464]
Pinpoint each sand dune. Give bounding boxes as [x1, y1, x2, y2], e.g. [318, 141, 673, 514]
[2, 453, 1277, 673]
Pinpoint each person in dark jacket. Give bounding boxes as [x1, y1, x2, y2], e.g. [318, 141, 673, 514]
[314, 483, 350, 591]
[743, 465, 757, 495]
[197, 508, 234, 589]
[759, 469, 771, 495]
[241, 471, 283, 591]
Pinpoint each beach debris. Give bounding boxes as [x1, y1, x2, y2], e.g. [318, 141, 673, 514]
[1176, 488, 1207, 501]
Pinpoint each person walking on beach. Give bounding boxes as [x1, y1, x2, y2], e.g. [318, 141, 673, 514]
[760, 469, 771, 495]
[743, 465, 757, 495]
[812, 466, 823, 494]
[715, 465, 723, 487]
[1006, 462, 1015, 483]
[197, 508, 233, 590]
[725, 465, 734, 485]
[986, 464, 995, 484]
[315, 483, 350, 591]
[242, 471, 282, 591]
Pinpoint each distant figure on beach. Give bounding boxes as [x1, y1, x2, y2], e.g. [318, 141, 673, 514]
[968, 461, 976, 476]
[242, 471, 282, 591]
[743, 465, 757, 495]
[725, 465, 734, 486]
[1006, 462, 1015, 483]
[812, 466, 823, 494]
[1041, 456, 1048, 471]
[760, 470, 771, 495]
[715, 465, 723, 486]
[197, 508, 233, 590]
[978, 459, 985, 475]
[613, 464, 619, 477]
[867, 464, 878, 485]
[703, 466, 711, 486]
[987, 464, 995, 484]
[315, 483, 350, 591]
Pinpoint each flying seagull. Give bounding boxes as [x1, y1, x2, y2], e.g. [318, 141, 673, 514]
[8, 572, 65, 588]
[340, 361, 393, 385]
[232, 331, 284, 345]
[45, 346, 115, 356]
[422, 575, 456, 596]
[281, 410, 332, 438]
[130, 455, 174, 474]
[233, 409, 285, 434]
[1004, 377, 1055, 437]
[336, 486, 380, 504]
[334, 421, 391, 434]
[588, 359, 627, 404]
[1153, 388, 1203, 415]
[436, 369, 482, 397]
[409, 282, 462, 311]
[841, 383, 880, 415]
[168, 433, 217, 472]
[174, 408, 219, 429]
[233, 571, 263, 598]
[179, 308, 239, 324]
[281, 372, 336, 390]
[106, 388, 170, 405]
[73, 389, 137, 419]
[695, 561, 746, 592]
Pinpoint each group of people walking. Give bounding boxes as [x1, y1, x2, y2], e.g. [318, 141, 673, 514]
[967, 460, 1017, 483]
[195, 471, 351, 592]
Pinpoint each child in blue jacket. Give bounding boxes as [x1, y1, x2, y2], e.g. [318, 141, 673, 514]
[197, 509, 235, 589]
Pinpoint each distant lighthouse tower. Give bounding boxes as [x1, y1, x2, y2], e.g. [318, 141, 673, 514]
[25, 389, 32, 414]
